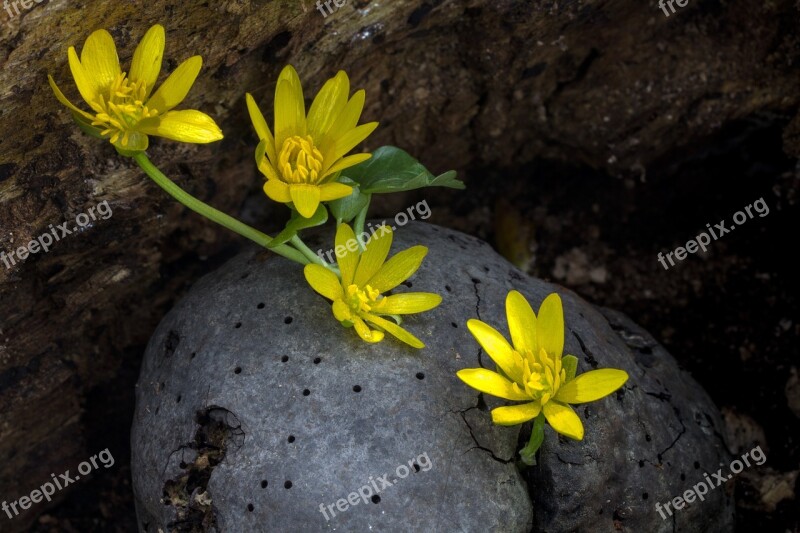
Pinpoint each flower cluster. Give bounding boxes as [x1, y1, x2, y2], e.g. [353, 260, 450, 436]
[50, 24, 630, 462]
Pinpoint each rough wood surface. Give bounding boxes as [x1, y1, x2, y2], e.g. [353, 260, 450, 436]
[0, 0, 798, 529]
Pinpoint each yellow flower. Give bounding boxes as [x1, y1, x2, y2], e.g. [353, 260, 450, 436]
[48, 24, 223, 151]
[246, 66, 379, 218]
[457, 291, 628, 440]
[304, 224, 440, 348]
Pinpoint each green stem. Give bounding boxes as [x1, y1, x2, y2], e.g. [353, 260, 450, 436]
[519, 412, 546, 466]
[133, 152, 308, 265]
[353, 194, 371, 251]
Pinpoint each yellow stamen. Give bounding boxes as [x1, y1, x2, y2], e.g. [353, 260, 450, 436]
[88, 72, 158, 147]
[277, 135, 325, 184]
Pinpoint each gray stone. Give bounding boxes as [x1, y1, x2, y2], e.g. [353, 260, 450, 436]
[131, 222, 732, 532]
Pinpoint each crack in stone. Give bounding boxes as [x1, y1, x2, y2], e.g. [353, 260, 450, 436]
[472, 277, 484, 367]
[555, 453, 587, 466]
[572, 331, 599, 368]
[459, 411, 513, 464]
[657, 406, 687, 463]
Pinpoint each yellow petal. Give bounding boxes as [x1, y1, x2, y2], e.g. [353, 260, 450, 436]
[318, 181, 353, 201]
[491, 402, 542, 426]
[322, 152, 372, 181]
[79, 29, 120, 98]
[554, 369, 628, 404]
[334, 223, 359, 286]
[332, 300, 352, 322]
[324, 122, 379, 172]
[466, 319, 523, 384]
[456, 368, 530, 401]
[263, 178, 291, 203]
[289, 184, 321, 218]
[48, 75, 94, 122]
[362, 313, 424, 349]
[146, 56, 202, 113]
[377, 293, 442, 315]
[307, 71, 349, 138]
[255, 138, 281, 181]
[129, 24, 165, 99]
[246, 93, 277, 165]
[366, 245, 427, 293]
[304, 264, 343, 301]
[542, 401, 584, 440]
[352, 316, 384, 343]
[136, 110, 222, 143]
[506, 290, 537, 354]
[537, 293, 564, 358]
[325, 89, 366, 143]
[68, 46, 99, 108]
[274, 65, 306, 148]
[353, 225, 392, 286]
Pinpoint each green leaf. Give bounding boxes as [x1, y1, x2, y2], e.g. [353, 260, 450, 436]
[268, 204, 328, 248]
[342, 146, 464, 194]
[562, 355, 579, 382]
[519, 413, 546, 466]
[328, 177, 371, 223]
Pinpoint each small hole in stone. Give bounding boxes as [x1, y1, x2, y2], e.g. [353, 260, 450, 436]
[234, 367, 242, 374]
[176, 395, 182, 403]
[247, 503, 254, 512]
[640, 346, 653, 354]
[638, 460, 644, 468]
[313, 357, 321, 364]
[281, 355, 289, 363]
[257, 303, 265, 309]
[303, 389, 310, 396]
[645, 434, 651, 442]
[353, 385, 362, 393]
[288, 435, 295, 443]
[402, 281, 413, 288]
[371, 495, 380, 504]
[142, 521, 149, 531]
[451, 322, 458, 328]
[642, 492, 648, 500]
[416, 372, 425, 380]
[694, 461, 700, 469]
[284, 316, 293, 324]
[155, 406, 160, 414]
[261, 480, 268, 488]
[235, 322, 242, 329]
[284, 480, 292, 489]
[471, 278, 481, 284]
[412, 463, 420, 472]
[179, 461, 187, 469]
[241, 272, 249, 279]
[680, 473, 686, 481]
[445, 285, 452, 292]
[190, 352, 196, 359]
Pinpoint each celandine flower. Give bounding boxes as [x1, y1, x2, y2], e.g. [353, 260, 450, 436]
[49, 24, 223, 151]
[457, 291, 628, 440]
[304, 224, 440, 347]
[246, 66, 379, 218]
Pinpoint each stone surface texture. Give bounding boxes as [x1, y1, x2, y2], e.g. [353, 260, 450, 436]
[132, 222, 732, 532]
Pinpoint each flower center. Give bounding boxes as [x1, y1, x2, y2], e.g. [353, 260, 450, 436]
[278, 135, 325, 185]
[346, 284, 382, 314]
[517, 347, 566, 405]
[90, 73, 158, 146]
